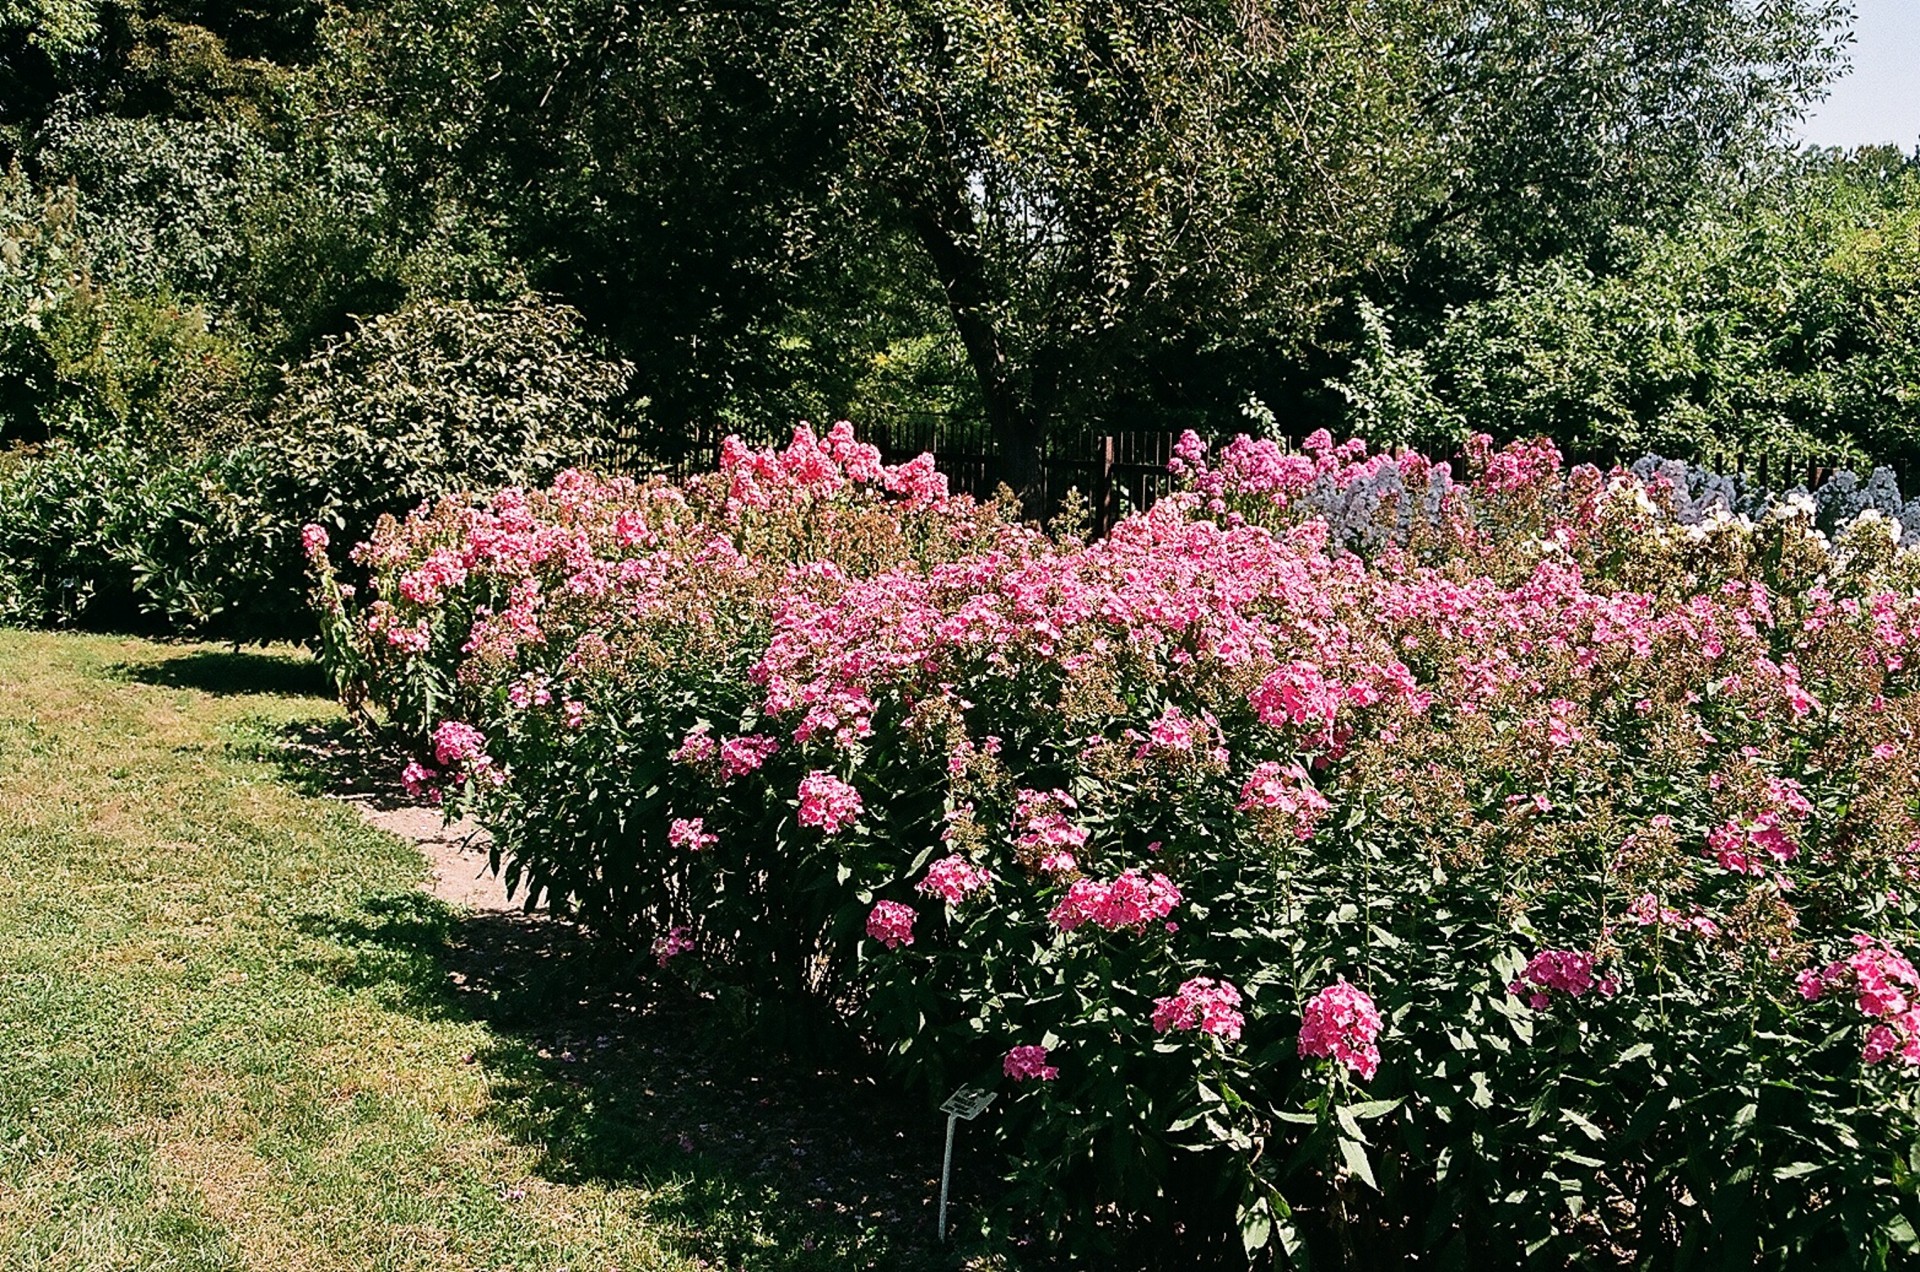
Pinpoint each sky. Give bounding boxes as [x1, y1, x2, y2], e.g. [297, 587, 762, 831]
[1793, 0, 1920, 149]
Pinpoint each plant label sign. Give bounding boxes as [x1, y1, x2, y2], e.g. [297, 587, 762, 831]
[938, 1084, 997, 1241]
[940, 1085, 996, 1121]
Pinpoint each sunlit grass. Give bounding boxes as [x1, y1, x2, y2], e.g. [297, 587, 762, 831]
[0, 631, 961, 1271]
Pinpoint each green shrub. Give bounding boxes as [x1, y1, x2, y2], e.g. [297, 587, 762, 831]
[266, 295, 639, 548]
[0, 439, 301, 637]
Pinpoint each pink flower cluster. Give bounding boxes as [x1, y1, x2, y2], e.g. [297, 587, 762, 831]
[398, 548, 470, 606]
[719, 421, 948, 513]
[1013, 789, 1089, 874]
[1297, 979, 1382, 1080]
[1003, 1044, 1059, 1082]
[401, 759, 440, 802]
[1135, 705, 1228, 766]
[429, 720, 501, 784]
[668, 817, 718, 851]
[431, 720, 489, 767]
[719, 734, 781, 781]
[1509, 949, 1618, 1010]
[653, 925, 696, 966]
[1152, 977, 1245, 1042]
[796, 771, 863, 834]
[1250, 660, 1341, 734]
[1236, 761, 1332, 840]
[866, 899, 916, 950]
[1798, 935, 1920, 1066]
[1049, 870, 1181, 933]
[1707, 815, 1797, 875]
[671, 724, 717, 766]
[916, 854, 993, 904]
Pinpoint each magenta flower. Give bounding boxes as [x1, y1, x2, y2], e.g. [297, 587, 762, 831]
[720, 734, 781, 781]
[797, 771, 863, 834]
[670, 724, 717, 766]
[1801, 936, 1920, 1066]
[400, 759, 440, 801]
[1152, 977, 1245, 1042]
[1297, 979, 1381, 1080]
[1236, 760, 1332, 839]
[667, 817, 718, 851]
[652, 925, 696, 966]
[431, 720, 489, 768]
[1003, 1045, 1059, 1082]
[916, 854, 993, 904]
[1049, 869, 1181, 933]
[1508, 949, 1612, 1012]
[866, 900, 916, 950]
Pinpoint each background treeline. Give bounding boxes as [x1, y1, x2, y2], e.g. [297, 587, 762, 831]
[1, 0, 1915, 638]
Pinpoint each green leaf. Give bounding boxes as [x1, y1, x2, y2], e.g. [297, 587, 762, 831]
[1239, 1192, 1273, 1255]
[1338, 1135, 1378, 1191]
[1343, 1097, 1404, 1120]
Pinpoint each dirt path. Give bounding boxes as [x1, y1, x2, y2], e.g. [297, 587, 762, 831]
[346, 799, 525, 913]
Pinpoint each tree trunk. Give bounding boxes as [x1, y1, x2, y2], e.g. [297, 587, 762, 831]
[901, 184, 1048, 513]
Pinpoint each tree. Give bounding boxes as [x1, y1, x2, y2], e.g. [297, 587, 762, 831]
[329, 0, 1847, 504]
[1387, 0, 1852, 309]
[1347, 147, 1920, 470]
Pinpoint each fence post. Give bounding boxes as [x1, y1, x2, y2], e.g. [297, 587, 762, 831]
[1097, 435, 1118, 537]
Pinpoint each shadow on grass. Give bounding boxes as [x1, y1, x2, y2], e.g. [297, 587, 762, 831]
[249, 715, 418, 807]
[300, 892, 993, 1272]
[119, 648, 333, 700]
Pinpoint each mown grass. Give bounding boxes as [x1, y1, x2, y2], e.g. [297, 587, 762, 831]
[0, 631, 973, 1271]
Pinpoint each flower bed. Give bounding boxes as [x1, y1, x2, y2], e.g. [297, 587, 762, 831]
[312, 423, 1920, 1266]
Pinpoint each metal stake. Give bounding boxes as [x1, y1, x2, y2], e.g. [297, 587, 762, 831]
[938, 1110, 959, 1243]
[936, 1085, 996, 1243]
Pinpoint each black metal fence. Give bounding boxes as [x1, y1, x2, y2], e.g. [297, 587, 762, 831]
[602, 421, 1185, 535]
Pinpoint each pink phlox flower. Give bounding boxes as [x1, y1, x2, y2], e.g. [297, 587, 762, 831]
[1510, 949, 1601, 1009]
[1250, 661, 1340, 733]
[866, 900, 916, 950]
[401, 759, 441, 802]
[1003, 1044, 1059, 1082]
[653, 925, 696, 966]
[1236, 761, 1331, 839]
[797, 771, 863, 834]
[671, 724, 717, 766]
[1799, 937, 1920, 1065]
[916, 854, 993, 904]
[720, 733, 782, 781]
[1153, 977, 1245, 1042]
[431, 720, 490, 769]
[1014, 789, 1090, 859]
[1296, 978, 1381, 1079]
[1709, 814, 1797, 873]
[1049, 869, 1181, 932]
[668, 817, 718, 851]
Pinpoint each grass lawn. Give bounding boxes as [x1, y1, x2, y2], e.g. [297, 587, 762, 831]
[0, 630, 967, 1271]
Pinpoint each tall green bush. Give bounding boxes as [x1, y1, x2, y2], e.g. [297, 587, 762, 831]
[266, 296, 640, 548]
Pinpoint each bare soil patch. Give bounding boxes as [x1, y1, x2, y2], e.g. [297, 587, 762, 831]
[347, 798, 523, 914]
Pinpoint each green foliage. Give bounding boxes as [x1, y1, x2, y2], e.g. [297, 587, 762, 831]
[0, 439, 301, 636]
[32, 106, 279, 298]
[267, 296, 640, 545]
[1326, 299, 1461, 452]
[319, 435, 1920, 1265]
[1388, 148, 1920, 468]
[1, 163, 258, 448]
